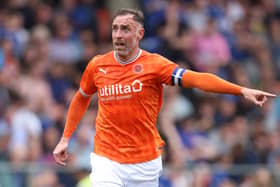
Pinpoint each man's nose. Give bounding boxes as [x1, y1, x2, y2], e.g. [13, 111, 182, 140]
[115, 29, 123, 38]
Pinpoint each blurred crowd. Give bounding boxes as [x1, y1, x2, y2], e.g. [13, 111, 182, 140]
[0, 0, 280, 187]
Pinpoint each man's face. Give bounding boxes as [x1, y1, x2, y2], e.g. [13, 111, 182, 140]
[112, 14, 143, 58]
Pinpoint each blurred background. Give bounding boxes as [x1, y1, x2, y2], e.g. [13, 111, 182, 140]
[0, 0, 280, 186]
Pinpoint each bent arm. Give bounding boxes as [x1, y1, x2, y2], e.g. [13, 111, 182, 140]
[181, 70, 242, 95]
[62, 90, 92, 139]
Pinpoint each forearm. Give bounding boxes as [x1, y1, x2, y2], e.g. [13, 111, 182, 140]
[182, 70, 242, 95]
[62, 91, 91, 139]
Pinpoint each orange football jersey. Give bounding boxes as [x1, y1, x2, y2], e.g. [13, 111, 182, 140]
[80, 49, 178, 163]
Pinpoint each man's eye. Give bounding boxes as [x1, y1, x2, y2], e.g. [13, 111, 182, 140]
[121, 26, 129, 32]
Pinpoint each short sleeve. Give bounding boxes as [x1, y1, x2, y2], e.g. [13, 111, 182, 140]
[79, 58, 97, 96]
[156, 55, 179, 85]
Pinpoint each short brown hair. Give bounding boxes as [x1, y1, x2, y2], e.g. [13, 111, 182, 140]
[112, 8, 144, 27]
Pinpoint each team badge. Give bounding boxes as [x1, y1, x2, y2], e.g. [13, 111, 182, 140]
[133, 64, 143, 73]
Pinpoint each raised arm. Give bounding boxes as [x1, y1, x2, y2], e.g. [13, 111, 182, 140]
[171, 68, 276, 106]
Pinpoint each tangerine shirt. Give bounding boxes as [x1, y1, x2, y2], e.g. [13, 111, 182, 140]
[79, 49, 178, 163]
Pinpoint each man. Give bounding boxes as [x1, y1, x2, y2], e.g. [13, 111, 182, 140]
[53, 8, 276, 187]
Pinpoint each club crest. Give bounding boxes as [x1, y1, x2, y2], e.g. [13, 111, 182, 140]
[133, 64, 143, 73]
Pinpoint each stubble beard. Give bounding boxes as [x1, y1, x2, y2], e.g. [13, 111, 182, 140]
[114, 39, 137, 60]
[114, 44, 132, 60]
[114, 46, 129, 57]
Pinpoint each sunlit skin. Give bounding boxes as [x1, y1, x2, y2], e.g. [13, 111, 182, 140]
[112, 14, 144, 62]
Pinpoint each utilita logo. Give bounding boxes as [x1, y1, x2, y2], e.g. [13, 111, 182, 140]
[99, 80, 143, 97]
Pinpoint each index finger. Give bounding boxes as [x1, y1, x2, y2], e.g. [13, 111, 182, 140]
[261, 92, 277, 97]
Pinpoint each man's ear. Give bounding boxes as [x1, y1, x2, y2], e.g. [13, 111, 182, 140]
[137, 27, 145, 40]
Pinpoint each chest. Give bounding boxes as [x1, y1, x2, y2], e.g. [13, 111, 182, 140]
[93, 62, 161, 101]
[94, 63, 157, 87]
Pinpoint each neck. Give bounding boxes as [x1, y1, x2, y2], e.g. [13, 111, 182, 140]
[115, 48, 141, 64]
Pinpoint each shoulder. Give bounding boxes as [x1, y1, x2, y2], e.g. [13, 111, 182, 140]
[89, 51, 114, 63]
[141, 50, 161, 58]
[87, 51, 114, 67]
[140, 50, 170, 63]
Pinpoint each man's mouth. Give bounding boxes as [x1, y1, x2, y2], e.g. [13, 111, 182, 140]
[114, 42, 125, 47]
